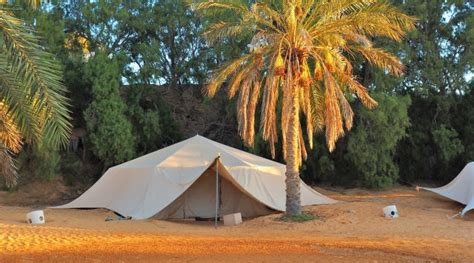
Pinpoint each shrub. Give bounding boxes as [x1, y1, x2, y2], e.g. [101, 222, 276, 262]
[84, 52, 135, 167]
[61, 153, 83, 186]
[30, 144, 61, 181]
[432, 125, 464, 162]
[346, 94, 411, 189]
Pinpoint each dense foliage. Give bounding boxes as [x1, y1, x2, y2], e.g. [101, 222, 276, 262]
[346, 94, 411, 188]
[84, 52, 136, 167]
[2, 0, 472, 191]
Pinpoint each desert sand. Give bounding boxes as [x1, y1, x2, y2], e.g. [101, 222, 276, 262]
[1, 186, 473, 262]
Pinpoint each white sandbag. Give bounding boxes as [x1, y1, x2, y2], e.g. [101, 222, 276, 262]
[383, 205, 399, 218]
[223, 212, 242, 226]
[27, 210, 45, 224]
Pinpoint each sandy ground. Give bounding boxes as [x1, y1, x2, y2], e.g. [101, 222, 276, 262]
[1, 187, 473, 262]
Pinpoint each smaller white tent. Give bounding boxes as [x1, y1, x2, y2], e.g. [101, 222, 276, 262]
[55, 135, 336, 219]
[420, 162, 474, 216]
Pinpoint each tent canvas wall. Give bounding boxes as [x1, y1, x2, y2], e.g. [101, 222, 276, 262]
[420, 162, 474, 216]
[55, 135, 336, 219]
[155, 160, 273, 219]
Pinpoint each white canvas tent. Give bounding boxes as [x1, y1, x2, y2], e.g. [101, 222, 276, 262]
[420, 162, 474, 216]
[55, 135, 336, 219]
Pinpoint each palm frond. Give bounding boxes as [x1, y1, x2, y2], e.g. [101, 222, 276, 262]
[0, 143, 17, 188]
[337, 73, 378, 109]
[0, 10, 71, 148]
[260, 72, 279, 158]
[323, 71, 344, 152]
[245, 79, 261, 147]
[335, 86, 354, 130]
[236, 77, 251, 143]
[0, 67, 38, 143]
[310, 2, 415, 42]
[199, 0, 414, 163]
[193, 1, 248, 16]
[309, 84, 326, 133]
[0, 102, 22, 153]
[356, 46, 405, 76]
[203, 21, 252, 43]
[205, 54, 252, 97]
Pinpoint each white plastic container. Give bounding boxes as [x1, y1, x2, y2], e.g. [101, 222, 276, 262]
[383, 205, 399, 218]
[26, 210, 45, 224]
[223, 212, 242, 226]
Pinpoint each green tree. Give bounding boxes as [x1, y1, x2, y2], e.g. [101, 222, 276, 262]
[367, 1, 472, 183]
[145, 0, 208, 86]
[454, 89, 474, 162]
[432, 125, 464, 163]
[29, 143, 61, 181]
[35, 6, 92, 127]
[84, 52, 135, 167]
[65, 0, 208, 87]
[196, 0, 414, 215]
[347, 94, 411, 188]
[372, 0, 472, 95]
[125, 86, 162, 155]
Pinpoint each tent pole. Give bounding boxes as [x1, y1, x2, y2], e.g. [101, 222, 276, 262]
[215, 154, 220, 228]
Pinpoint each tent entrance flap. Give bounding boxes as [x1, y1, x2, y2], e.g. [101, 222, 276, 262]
[154, 160, 273, 219]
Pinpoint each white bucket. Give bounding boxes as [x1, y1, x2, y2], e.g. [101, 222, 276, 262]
[383, 205, 399, 218]
[26, 210, 45, 224]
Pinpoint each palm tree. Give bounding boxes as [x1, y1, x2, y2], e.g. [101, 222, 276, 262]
[0, 1, 71, 188]
[195, 0, 415, 215]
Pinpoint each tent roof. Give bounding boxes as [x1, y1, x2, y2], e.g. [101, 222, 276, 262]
[55, 135, 336, 219]
[119, 135, 286, 170]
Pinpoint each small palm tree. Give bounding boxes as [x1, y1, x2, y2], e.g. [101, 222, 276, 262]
[196, 0, 415, 215]
[0, 1, 71, 188]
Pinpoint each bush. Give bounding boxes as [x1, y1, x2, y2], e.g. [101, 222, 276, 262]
[125, 86, 163, 155]
[84, 52, 135, 167]
[397, 95, 468, 183]
[432, 125, 464, 162]
[61, 153, 83, 186]
[346, 94, 411, 189]
[29, 144, 61, 181]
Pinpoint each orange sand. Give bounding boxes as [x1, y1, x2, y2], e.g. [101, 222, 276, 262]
[1, 187, 473, 262]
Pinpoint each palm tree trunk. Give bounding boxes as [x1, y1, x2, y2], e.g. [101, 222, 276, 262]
[285, 85, 301, 216]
